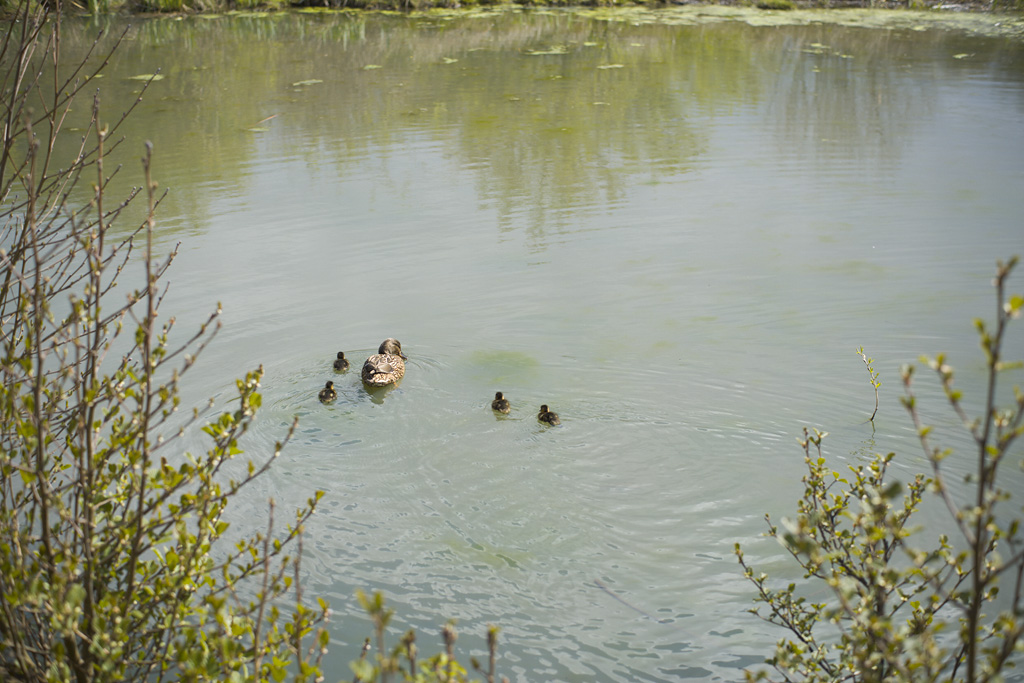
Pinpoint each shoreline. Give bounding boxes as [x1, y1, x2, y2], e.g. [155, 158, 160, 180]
[17, 0, 1024, 16]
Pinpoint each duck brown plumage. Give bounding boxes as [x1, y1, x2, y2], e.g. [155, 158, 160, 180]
[361, 338, 407, 387]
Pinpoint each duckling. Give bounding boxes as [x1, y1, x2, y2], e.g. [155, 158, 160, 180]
[318, 380, 337, 403]
[333, 351, 350, 371]
[538, 404, 560, 425]
[361, 338, 407, 387]
[491, 391, 511, 414]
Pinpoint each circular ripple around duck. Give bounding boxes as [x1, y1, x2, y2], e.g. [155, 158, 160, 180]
[218, 340, 775, 683]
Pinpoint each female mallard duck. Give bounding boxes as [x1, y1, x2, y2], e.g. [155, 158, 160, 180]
[318, 380, 337, 403]
[538, 404, 560, 425]
[361, 338, 407, 387]
[333, 351, 350, 371]
[491, 391, 511, 414]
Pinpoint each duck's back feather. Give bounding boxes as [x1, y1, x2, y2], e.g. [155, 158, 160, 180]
[361, 353, 405, 386]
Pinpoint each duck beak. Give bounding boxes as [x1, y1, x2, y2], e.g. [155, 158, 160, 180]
[399, 352, 408, 360]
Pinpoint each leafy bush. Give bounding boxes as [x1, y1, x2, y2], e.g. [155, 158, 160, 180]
[736, 258, 1024, 682]
[756, 0, 797, 10]
[0, 2, 330, 680]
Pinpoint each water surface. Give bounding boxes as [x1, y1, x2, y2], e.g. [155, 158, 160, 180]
[48, 8, 1024, 680]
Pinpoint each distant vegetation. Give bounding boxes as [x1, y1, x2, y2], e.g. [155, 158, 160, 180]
[4, 0, 647, 14]
[1, 0, 1019, 19]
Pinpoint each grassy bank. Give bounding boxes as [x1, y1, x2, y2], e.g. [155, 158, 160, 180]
[3, 0, 1020, 19]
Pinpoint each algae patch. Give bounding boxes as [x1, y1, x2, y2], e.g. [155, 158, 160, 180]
[573, 5, 1024, 39]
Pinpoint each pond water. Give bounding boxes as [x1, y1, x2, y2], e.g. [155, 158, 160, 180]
[50, 7, 1024, 681]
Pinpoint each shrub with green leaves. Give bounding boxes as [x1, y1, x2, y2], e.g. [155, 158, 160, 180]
[736, 258, 1024, 682]
[0, 2, 329, 680]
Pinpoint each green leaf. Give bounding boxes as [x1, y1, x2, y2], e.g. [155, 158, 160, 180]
[66, 583, 86, 609]
[350, 659, 374, 681]
[881, 481, 902, 500]
[1005, 294, 1023, 317]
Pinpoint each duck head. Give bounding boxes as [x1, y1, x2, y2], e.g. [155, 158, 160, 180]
[378, 338, 407, 359]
